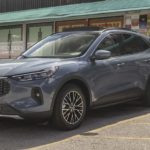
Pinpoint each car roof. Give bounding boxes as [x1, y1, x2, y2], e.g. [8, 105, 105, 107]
[55, 28, 149, 40]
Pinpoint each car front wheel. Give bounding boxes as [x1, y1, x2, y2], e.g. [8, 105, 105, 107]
[53, 84, 87, 130]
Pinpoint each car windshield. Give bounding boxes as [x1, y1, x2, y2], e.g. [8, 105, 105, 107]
[22, 32, 99, 58]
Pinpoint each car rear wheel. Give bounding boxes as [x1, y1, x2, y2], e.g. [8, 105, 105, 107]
[53, 84, 87, 130]
[143, 81, 150, 106]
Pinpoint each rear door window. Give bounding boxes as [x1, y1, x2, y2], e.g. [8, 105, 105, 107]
[120, 34, 150, 55]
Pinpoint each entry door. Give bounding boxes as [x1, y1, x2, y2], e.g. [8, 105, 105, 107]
[0, 26, 23, 59]
[27, 23, 53, 49]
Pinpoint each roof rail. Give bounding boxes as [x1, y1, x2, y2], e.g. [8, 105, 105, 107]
[62, 26, 137, 33]
[101, 27, 137, 33]
[63, 26, 102, 32]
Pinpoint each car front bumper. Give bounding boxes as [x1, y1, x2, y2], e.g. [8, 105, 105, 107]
[0, 77, 57, 120]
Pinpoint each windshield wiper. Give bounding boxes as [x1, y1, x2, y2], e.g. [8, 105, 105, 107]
[21, 56, 53, 58]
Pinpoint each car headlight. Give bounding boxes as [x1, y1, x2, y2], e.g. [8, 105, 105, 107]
[11, 66, 58, 82]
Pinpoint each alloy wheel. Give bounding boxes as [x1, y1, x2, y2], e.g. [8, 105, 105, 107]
[62, 91, 84, 125]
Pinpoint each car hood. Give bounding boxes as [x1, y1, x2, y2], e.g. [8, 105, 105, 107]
[0, 58, 70, 76]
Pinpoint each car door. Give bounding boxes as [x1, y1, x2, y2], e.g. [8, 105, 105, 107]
[117, 33, 150, 97]
[89, 33, 130, 106]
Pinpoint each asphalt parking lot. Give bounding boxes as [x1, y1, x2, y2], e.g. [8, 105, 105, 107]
[0, 101, 150, 150]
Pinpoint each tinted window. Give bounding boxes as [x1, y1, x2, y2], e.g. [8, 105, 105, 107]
[97, 34, 122, 57]
[120, 34, 150, 55]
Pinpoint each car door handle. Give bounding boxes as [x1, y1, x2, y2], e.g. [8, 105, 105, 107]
[117, 63, 125, 67]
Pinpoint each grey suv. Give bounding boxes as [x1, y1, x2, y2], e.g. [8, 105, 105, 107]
[0, 28, 150, 130]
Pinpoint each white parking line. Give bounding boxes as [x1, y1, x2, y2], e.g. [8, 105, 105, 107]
[101, 136, 150, 140]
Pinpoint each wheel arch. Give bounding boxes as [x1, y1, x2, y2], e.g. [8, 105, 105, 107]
[50, 77, 92, 115]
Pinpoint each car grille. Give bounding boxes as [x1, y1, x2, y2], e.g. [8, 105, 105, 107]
[0, 79, 10, 96]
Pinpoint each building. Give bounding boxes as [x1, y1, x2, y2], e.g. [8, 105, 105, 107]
[0, 0, 99, 13]
[0, 0, 150, 58]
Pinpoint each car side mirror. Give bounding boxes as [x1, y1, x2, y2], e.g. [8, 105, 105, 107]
[93, 50, 111, 60]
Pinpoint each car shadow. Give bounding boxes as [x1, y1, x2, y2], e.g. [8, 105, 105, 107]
[0, 100, 150, 150]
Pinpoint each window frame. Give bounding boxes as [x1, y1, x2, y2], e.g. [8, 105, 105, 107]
[93, 32, 150, 59]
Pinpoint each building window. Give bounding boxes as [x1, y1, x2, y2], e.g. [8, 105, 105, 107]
[0, 25, 23, 59]
[27, 23, 53, 48]
[89, 17, 123, 28]
[56, 20, 88, 32]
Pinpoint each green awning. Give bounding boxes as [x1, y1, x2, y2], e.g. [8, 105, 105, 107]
[0, 0, 150, 24]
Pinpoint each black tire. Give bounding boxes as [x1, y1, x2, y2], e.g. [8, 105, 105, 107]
[143, 81, 150, 106]
[52, 83, 87, 130]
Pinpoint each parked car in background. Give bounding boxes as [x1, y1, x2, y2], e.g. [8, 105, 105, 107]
[0, 28, 150, 130]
